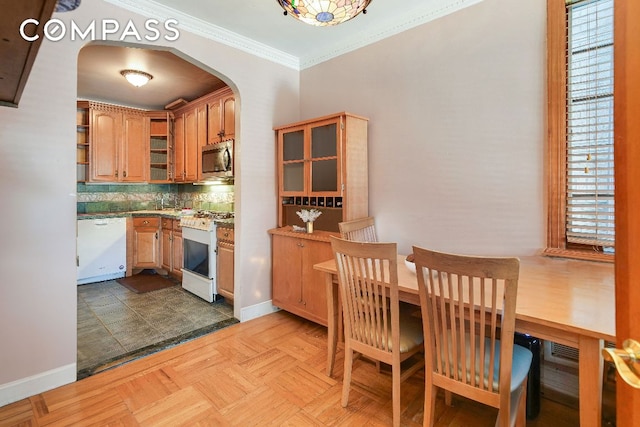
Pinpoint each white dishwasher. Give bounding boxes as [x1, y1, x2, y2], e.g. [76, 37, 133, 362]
[77, 217, 127, 285]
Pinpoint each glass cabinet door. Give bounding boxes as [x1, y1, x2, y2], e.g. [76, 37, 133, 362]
[310, 121, 339, 194]
[279, 118, 341, 195]
[282, 128, 305, 192]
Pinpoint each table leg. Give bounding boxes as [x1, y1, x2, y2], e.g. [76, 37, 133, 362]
[578, 337, 604, 427]
[325, 274, 339, 377]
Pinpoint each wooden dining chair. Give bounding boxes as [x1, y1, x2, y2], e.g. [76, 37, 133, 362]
[338, 216, 378, 242]
[331, 236, 424, 427]
[411, 246, 532, 427]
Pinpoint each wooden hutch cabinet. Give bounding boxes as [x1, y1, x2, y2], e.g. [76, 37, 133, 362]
[269, 112, 368, 325]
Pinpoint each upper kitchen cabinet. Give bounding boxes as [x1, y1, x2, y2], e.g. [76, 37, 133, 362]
[90, 102, 149, 183]
[173, 104, 201, 183]
[76, 101, 90, 182]
[275, 112, 369, 232]
[207, 87, 235, 144]
[148, 111, 173, 183]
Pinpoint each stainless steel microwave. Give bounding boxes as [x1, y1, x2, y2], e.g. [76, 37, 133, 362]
[201, 140, 233, 179]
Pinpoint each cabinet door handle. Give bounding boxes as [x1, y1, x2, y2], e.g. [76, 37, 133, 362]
[123, 170, 127, 178]
[155, 232, 158, 239]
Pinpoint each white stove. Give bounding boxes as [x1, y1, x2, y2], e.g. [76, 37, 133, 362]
[179, 211, 233, 302]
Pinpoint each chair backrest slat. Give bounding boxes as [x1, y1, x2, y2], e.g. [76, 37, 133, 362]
[339, 217, 378, 243]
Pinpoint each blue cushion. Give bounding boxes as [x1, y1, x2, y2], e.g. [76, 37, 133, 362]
[438, 333, 533, 392]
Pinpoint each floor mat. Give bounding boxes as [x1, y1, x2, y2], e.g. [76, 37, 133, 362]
[116, 270, 176, 293]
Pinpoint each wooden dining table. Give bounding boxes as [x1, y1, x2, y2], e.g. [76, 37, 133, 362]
[313, 254, 615, 427]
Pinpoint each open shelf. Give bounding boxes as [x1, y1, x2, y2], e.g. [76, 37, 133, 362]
[148, 113, 171, 183]
[76, 101, 90, 182]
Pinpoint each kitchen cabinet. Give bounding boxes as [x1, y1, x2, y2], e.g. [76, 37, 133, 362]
[270, 231, 333, 326]
[90, 103, 149, 182]
[274, 112, 369, 232]
[161, 218, 183, 279]
[149, 111, 172, 183]
[216, 225, 234, 302]
[208, 87, 235, 144]
[172, 222, 183, 279]
[133, 217, 160, 269]
[173, 114, 185, 182]
[174, 106, 199, 182]
[76, 101, 90, 182]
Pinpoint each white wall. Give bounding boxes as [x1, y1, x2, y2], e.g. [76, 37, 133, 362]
[0, 0, 298, 404]
[300, 0, 546, 257]
[0, 0, 547, 405]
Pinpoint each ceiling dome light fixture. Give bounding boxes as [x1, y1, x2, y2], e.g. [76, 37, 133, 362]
[120, 69, 153, 87]
[277, 0, 372, 26]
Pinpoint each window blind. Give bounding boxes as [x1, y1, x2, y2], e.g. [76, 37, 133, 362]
[565, 0, 614, 248]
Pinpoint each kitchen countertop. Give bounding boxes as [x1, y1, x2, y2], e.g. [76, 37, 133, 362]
[77, 210, 186, 220]
[77, 210, 235, 228]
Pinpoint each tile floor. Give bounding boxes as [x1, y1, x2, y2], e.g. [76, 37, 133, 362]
[77, 278, 236, 378]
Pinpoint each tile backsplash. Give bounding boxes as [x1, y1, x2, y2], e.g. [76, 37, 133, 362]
[77, 183, 234, 214]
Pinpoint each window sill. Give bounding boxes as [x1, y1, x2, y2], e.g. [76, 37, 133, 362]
[542, 248, 614, 263]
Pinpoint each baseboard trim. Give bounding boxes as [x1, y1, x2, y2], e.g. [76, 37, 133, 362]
[0, 363, 76, 407]
[240, 300, 280, 322]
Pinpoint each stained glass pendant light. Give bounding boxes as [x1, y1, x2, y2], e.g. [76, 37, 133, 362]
[277, 0, 372, 26]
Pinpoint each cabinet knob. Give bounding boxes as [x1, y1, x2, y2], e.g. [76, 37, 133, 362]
[143, 220, 149, 225]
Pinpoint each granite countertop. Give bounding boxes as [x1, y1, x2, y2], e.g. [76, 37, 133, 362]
[77, 211, 235, 229]
[77, 209, 184, 220]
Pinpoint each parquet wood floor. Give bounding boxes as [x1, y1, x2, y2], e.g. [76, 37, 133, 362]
[0, 311, 581, 426]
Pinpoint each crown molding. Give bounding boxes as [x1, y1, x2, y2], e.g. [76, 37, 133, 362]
[103, 0, 483, 71]
[299, 0, 484, 69]
[103, 0, 300, 70]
